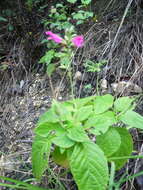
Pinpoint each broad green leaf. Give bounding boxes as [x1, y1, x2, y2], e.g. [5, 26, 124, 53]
[85, 11, 94, 18]
[46, 64, 56, 77]
[52, 100, 72, 121]
[52, 147, 69, 168]
[59, 57, 71, 69]
[52, 134, 75, 148]
[8, 24, 14, 31]
[37, 108, 59, 125]
[96, 127, 121, 157]
[74, 105, 93, 121]
[35, 123, 65, 137]
[32, 135, 51, 180]
[61, 101, 74, 112]
[70, 96, 96, 108]
[114, 97, 135, 112]
[81, 0, 92, 5]
[109, 127, 133, 170]
[0, 16, 8, 22]
[94, 94, 114, 114]
[120, 110, 143, 129]
[68, 142, 109, 190]
[66, 0, 77, 3]
[72, 13, 84, 20]
[39, 50, 55, 64]
[85, 111, 117, 135]
[76, 20, 84, 25]
[67, 125, 89, 142]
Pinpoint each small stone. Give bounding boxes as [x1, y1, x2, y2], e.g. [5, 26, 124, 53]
[74, 71, 82, 81]
[111, 81, 142, 94]
[101, 79, 108, 89]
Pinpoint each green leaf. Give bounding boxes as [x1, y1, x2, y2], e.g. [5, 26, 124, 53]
[74, 105, 93, 121]
[52, 134, 75, 148]
[59, 56, 71, 70]
[120, 110, 143, 129]
[109, 127, 133, 170]
[67, 125, 89, 142]
[94, 94, 114, 114]
[72, 13, 84, 20]
[61, 101, 74, 112]
[37, 108, 59, 125]
[114, 97, 135, 112]
[66, 0, 77, 3]
[8, 24, 14, 31]
[32, 135, 51, 180]
[35, 123, 65, 137]
[96, 127, 121, 157]
[70, 96, 96, 108]
[85, 111, 117, 135]
[81, 0, 92, 5]
[55, 52, 67, 58]
[39, 50, 55, 65]
[0, 16, 8, 22]
[68, 142, 109, 190]
[52, 100, 72, 121]
[46, 64, 56, 77]
[85, 11, 94, 18]
[76, 20, 84, 25]
[52, 147, 69, 168]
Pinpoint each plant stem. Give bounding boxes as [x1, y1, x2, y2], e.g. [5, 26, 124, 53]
[108, 162, 116, 190]
[68, 69, 74, 99]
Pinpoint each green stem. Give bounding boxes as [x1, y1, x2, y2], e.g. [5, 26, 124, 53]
[109, 155, 143, 160]
[68, 69, 74, 99]
[108, 162, 116, 190]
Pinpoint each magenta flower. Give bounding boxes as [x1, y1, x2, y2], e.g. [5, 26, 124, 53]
[45, 31, 63, 43]
[72, 35, 84, 48]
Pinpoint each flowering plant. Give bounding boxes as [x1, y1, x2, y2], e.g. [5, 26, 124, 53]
[45, 31, 64, 43]
[39, 28, 84, 76]
[45, 30, 84, 48]
[32, 94, 143, 190]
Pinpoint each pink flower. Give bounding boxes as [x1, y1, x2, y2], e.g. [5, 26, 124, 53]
[72, 35, 84, 47]
[45, 31, 63, 43]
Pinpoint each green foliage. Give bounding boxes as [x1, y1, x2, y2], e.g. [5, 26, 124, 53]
[94, 94, 114, 114]
[0, 176, 49, 190]
[72, 10, 93, 25]
[43, 3, 73, 31]
[109, 127, 133, 170]
[0, 16, 8, 22]
[67, 0, 77, 3]
[32, 94, 143, 190]
[96, 127, 121, 157]
[114, 96, 135, 112]
[42, 1, 94, 31]
[68, 142, 108, 190]
[32, 135, 52, 180]
[67, 0, 92, 5]
[120, 110, 143, 129]
[52, 147, 69, 168]
[40, 27, 75, 77]
[85, 59, 107, 72]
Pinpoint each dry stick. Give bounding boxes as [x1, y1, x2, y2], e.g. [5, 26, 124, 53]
[108, 0, 134, 60]
[48, 76, 56, 99]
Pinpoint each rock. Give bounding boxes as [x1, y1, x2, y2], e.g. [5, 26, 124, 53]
[74, 71, 82, 81]
[111, 81, 142, 94]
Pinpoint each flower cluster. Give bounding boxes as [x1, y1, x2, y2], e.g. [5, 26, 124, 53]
[45, 31, 84, 48]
